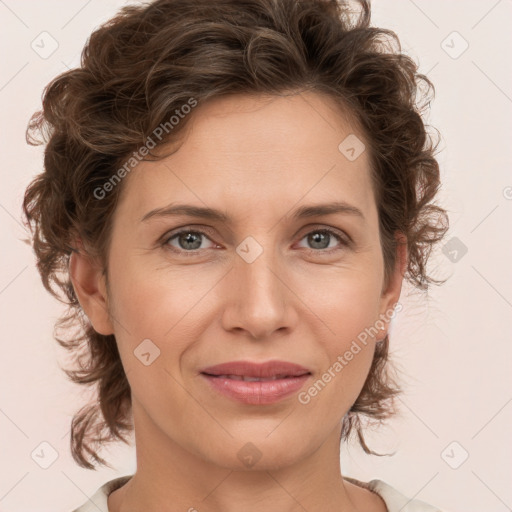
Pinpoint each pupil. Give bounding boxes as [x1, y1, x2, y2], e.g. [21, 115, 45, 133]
[310, 232, 329, 249]
[180, 232, 201, 250]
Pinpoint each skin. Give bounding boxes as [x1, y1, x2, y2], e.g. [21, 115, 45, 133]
[70, 91, 406, 512]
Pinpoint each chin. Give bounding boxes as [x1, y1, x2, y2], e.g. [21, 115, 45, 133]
[199, 433, 309, 471]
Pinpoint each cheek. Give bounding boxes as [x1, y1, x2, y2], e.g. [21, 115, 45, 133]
[300, 270, 382, 404]
[106, 255, 220, 386]
[300, 261, 383, 343]
[107, 249, 200, 336]
[298, 299, 378, 418]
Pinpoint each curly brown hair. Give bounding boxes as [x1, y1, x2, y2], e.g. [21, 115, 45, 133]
[21, 0, 449, 470]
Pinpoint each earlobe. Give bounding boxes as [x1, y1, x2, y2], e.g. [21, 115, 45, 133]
[68, 245, 114, 336]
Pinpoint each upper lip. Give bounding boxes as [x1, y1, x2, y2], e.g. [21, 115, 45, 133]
[200, 360, 311, 378]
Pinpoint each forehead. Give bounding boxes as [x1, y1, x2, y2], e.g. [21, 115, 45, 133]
[114, 92, 375, 225]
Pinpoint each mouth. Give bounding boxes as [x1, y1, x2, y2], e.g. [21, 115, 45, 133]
[199, 360, 312, 404]
[199, 359, 311, 378]
[202, 374, 309, 381]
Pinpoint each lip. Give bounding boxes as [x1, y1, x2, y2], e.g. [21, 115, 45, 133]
[200, 360, 311, 378]
[199, 360, 311, 405]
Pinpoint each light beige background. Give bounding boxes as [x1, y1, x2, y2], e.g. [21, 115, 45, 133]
[1, 1, 511, 511]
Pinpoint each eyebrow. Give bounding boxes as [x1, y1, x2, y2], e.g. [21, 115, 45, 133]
[140, 201, 365, 223]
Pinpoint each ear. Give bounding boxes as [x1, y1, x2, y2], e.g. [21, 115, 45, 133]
[377, 232, 408, 336]
[68, 241, 114, 336]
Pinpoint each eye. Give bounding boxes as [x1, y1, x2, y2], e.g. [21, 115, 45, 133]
[163, 229, 217, 254]
[161, 226, 350, 256]
[296, 228, 348, 253]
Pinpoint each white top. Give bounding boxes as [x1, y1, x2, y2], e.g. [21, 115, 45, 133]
[71, 474, 447, 511]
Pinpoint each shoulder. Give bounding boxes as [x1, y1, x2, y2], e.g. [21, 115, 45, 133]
[345, 476, 449, 512]
[71, 475, 133, 512]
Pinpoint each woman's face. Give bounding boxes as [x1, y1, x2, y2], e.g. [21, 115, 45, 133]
[76, 92, 404, 470]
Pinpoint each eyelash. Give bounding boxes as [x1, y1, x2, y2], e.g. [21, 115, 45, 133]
[161, 226, 350, 257]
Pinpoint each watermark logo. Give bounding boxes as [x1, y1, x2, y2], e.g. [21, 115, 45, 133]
[441, 31, 469, 60]
[236, 236, 264, 264]
[442, 236, 468, 263]
[338, 134, 366, 162]
[134, 338, 161, 366]
[30, 441, 59, 469]
[31, 31, 59, 59]
[441, 441, 469, 469]
[237, 442, 263, 468]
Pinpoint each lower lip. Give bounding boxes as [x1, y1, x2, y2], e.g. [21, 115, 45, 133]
[201, 374, 311, 404]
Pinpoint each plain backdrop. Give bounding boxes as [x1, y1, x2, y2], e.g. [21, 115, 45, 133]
[1, 1, 511, 511]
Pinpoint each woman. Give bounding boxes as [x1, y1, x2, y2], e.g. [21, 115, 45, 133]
[22, 0, 450, 510]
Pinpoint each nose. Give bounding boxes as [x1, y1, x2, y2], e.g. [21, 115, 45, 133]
[220, 246, 298, 340]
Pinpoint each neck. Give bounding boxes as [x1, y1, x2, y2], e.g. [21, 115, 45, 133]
[109, 399, 364, 512]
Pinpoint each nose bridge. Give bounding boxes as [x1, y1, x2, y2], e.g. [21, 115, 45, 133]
[237, 238, 283, 306]
[238, 246, 280, 299]
[223, 237, 292, 338]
